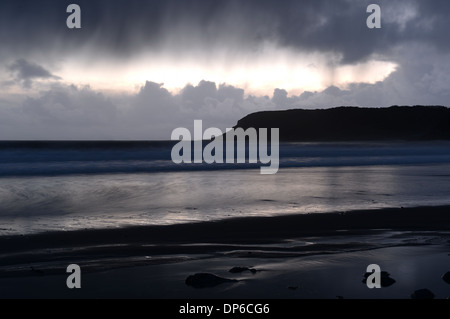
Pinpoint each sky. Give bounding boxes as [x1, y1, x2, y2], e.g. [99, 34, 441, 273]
[1, 0, 450, 140]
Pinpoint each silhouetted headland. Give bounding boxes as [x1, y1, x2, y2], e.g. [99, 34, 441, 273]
[234, 106, 450, 141]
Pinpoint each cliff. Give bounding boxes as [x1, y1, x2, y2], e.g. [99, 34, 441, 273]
[234, 106, 450, 141]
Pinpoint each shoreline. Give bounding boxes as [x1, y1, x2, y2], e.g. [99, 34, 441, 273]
[1, 205, 450, 252]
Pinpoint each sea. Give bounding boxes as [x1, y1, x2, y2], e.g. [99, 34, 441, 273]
[1, 140, 450, 236]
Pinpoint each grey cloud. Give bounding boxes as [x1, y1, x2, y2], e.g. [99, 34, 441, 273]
[2, 55, 450, 140]
[0, 80, 261, 139]
[182, 81, 218, 110]
[181, 81, 245, 111]
[127, 81, 183, 137]
[0, 85, 118, 139]
[2, 0, 450, 64]
[218, 84, 245, 104]
[272, 89, 289, 107]
[269, 0, 450, 63]
[21, 84, 116, 125]
[8, 59, 61, 88]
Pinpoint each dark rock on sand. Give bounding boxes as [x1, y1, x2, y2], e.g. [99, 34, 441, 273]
[362, 271, 396, 287]
[411, 289, 435, 299]
[185, 273, 238, 289]
[229, 266, 258, 274]
[442, 271, 450, 284]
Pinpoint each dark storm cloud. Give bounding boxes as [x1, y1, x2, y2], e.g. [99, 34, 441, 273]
[256, 0, 450, 63]
[0, 0, 236, 59]
[8, 59, 61, 88]
[1, 0, 449, 63]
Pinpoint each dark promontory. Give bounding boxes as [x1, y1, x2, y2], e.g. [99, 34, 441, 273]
[234, 106, 450, 141]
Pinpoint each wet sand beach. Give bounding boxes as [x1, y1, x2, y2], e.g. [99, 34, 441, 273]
[0, 206, 449, 299]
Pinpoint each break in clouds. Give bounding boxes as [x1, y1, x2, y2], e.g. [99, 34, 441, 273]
[1, 0, 450, 139]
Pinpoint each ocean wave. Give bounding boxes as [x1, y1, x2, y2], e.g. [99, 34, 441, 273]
[1, 141, 450, 176]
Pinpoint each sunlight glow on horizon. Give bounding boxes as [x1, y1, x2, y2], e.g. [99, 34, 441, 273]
[62, 54, 397, 96]
[7, 44, 398, 97]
